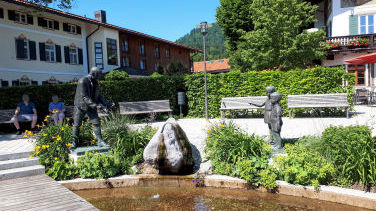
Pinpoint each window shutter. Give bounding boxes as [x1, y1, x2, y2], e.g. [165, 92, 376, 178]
[349, 15, 359, 35]
[39, 42, 46, 61]
[29, 41, 36, 60]
[8, 10, 15, 21]
[63, 23, 69, 32]
[77, 26, 82, 34]
[54, 21, 59, 30]
[78, 48, 83, 64]
[56, 45, 62, 63]
[15, 39, 25, 59]
[0, 8, 4, 19]
[27, 15, 33, 25]
[64, 46, 70, 63]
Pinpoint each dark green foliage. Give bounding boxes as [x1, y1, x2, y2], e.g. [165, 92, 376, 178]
[216, 0, 254, 51]
[27, 0, 73, 9]
[105, 70, 129, 81]
[164, 61, 189, 75]
[77, 151, 122, 179]
[47, 160, 78, 181]
[0, 76, 185, 119]
[176, 23, 228, 62]
[185, 67, 354, 118]
[321, 126, 376, 187]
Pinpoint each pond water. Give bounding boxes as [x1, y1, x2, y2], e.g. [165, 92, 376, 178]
[75, 186, 370, 211]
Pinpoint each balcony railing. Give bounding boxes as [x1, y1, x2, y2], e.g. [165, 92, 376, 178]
[325, 34, 376, 51]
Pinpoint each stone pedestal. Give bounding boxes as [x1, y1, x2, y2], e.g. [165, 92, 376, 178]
[69, 146, 110, 162]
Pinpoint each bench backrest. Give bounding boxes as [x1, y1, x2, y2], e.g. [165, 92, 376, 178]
[288, 93, 349, 108]
[119, 100, 172, 115]
[221, 96, 267, 110]
[0, 109, 15, 123]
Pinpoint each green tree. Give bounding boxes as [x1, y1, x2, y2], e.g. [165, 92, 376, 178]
[176, 23, 228, 62]
[231, 0, 326, 71]
[216, 0, 254, 51]
[164, 61, 189, 76]
[27, 0, 73, 9]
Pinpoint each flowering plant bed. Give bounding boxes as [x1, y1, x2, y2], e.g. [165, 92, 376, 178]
[322, 41, 341, 50]
[347, 38, 369, 48]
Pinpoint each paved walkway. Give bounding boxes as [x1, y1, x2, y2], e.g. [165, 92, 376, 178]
[0, 134, 35, 155]
[0, 174, 98, 211]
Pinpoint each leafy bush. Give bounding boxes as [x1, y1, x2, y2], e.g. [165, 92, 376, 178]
[150, 72, 163, 78]
[275, 144, 335, 189]
[105, 70, 129, 81]
[47, 160, 78, 181]
[186, 67, 354, 117]
[77, 152, 122, 179]
[321, 125, 376, 187]
[205, 121, 272, 187]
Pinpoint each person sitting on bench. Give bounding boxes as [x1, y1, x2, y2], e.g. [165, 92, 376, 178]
[11, 94, 37, 135]
[49, 95, 66, 125]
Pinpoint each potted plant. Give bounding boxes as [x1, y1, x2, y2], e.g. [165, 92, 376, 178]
[347, 38, 369, 49]
[322, 41, 341, 50]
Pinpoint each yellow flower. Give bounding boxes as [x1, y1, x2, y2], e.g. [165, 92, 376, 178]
[80, 125, 84, 129]
[52, 136, 56, 139]
[56, 135, 62, 141]
[54, 157, 58, 160]
[43, 133, 47, 137]
[206, 129, 211, 134]
[35, 150, 40, 155]
[220, 124, 225, 128]
[46, 145, 50, 148]
[66, 143, 72, 147]
[36, 124, 41, 128]
[23, 135, 28, 138]
[44, 118, 48, 122]
[42, 145, 46, 149]
[100, 119, 104, 123]
[46, 115, 50, 118]
[66, 118, 70, 122]
[35, 146, 41, 149]
[29, 155, 34, 158]
[91, 139, 96, 144]
[27, 131, 33, 136]
[61, 127, 65, 131]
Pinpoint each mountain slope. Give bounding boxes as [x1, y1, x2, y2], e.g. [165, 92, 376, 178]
[176, 23, 228, 62]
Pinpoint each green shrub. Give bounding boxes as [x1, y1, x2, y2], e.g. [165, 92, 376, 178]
[150, 72, 163, 78]
[185, 67, 354, 117]
[321, 125, 376, 187]
[105, 70, 129, 81]
[47, 160, 78, 181]
[275, 144, 335, 189]
[260, 166, 279, 190]
[77, 152, 122, 179]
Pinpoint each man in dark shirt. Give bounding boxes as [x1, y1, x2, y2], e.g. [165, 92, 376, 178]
[11, 94, 37, 135]
[71, 67, 112, 150]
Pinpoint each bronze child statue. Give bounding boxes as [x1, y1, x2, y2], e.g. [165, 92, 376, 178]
[249, 85, 275, 139]
[71, 67, 112, 150]
[269, 92, 283, 151]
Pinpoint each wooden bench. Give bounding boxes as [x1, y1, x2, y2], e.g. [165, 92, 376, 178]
[220, 96, 267, 118]
[119, 100, 172, 117]
[287, 93, 350, 118]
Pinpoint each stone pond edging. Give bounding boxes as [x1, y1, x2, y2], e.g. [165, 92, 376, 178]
[59, 174, 376, 210]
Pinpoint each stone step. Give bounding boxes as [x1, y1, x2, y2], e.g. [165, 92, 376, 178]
[0, 151, 34, 161]
[0, 158, 40, 170]
[0, 165, 45, 181]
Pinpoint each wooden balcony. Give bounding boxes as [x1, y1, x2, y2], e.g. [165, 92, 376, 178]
[325, 34, 376, 54]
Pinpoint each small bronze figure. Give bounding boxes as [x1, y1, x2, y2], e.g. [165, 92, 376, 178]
[249, 85, 275, 138]
[269, 92, 283, 151]
[71, 67, 112, 150]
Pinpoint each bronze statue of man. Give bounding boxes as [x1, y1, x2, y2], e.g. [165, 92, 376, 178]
[269, 92, 283, 151]
[71, 67, 112, 150]
[249, 85, 275, 138]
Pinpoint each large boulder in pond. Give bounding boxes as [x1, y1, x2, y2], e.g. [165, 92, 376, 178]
[143, 118, 195, 174]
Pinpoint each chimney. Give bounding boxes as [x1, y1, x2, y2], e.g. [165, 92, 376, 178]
[94, 10, 107, 23]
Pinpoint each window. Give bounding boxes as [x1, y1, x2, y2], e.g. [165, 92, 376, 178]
[360, 15, 374, 34]
[38, 17, 59, 30]
[139, 41, 145, 56]
[122, 40, 129, 52]
[95, 42, 103, 69]
[218, 60, 224, 63]
[69, 48, 78, 65]
[45, 44, 55, 62]
[154, 63, 159, 71]
[348, 65, 365, 86]
[63, 23, 81, 34]
[122, 57, 129, 67]
[165, 48, 170, 58]
[208, 61, 213, 64]
[0, 8, 4, 19]
[107, 38, 118, 65]
[341, 0, 372, 8]
[8, 10, 33, 25]
[15, 38, 36, 60]
[154, 46, 160, 58]
[1, 80, 9, 87]
[140, 60, 145, 70]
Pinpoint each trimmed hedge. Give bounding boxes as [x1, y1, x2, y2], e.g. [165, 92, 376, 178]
[185, 67, 354, 117]
[0, 76, 185, 120]
[0, 67, 354, 119]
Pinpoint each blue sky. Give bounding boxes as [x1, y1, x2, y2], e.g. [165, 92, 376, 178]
[56, 0, 220, 41]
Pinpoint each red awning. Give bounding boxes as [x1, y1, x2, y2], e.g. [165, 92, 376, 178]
[345, 52, 376, 65]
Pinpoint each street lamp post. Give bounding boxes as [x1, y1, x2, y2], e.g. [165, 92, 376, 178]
[200, 21, 209, 119]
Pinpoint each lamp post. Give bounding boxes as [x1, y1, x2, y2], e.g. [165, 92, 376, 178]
[200, 21, 209, 119]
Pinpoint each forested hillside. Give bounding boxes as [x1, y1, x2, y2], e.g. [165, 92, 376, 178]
[176, 23, 228, 62]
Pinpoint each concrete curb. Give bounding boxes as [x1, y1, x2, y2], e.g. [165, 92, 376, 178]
[59, 174, 376, 210]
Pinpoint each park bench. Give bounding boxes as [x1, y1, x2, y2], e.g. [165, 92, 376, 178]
[287, 93, 350, 118]
[119, 100, 172, 117]
[220, 96, 267, 118]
